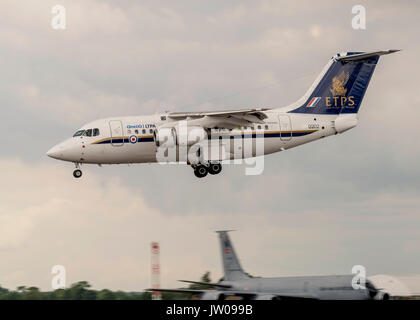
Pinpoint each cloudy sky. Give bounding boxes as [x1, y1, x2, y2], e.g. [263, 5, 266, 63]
[0, 0, 419, 291]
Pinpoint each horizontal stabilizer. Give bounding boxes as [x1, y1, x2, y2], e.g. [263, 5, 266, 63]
[336, 49, 400, 62]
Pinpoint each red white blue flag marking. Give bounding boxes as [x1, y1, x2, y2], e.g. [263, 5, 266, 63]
[307, 97, 321, 107]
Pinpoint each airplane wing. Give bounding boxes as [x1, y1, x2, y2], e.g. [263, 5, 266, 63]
[145, 288, 206, 294]
[165, 109, 269, 129]
[168, 109, 269, 120]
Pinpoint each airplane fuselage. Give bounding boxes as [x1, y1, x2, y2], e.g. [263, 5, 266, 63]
[47, 110, 341, 166]
[217, 275, 371, 300]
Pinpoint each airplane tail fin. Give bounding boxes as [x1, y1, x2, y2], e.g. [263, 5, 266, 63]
[289, 50, 400, 115]
[216, 230, 249, 281]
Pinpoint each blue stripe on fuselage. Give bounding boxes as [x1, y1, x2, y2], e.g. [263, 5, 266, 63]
[92, 131, 316, 145]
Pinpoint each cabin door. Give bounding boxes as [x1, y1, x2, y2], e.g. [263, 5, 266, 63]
[278, 114, 292, 141]
[109, 120, 124, 146]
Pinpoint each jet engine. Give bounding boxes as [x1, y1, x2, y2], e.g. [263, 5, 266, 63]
[154, 126, 208, 147]
[373, 291, 390, 300]
[254, 294, 279, 300]
[366, 280, 390, 300]
[200, 291, 226, 300]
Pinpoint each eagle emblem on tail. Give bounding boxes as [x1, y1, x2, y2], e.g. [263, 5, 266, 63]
[330, 71, 349, 96]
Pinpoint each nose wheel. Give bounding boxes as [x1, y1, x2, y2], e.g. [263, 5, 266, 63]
[73, 163, 83, 178]
[73, 169, 83, 178]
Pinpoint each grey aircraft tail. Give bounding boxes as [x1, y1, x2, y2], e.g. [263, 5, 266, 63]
[216, 230, 250, 281]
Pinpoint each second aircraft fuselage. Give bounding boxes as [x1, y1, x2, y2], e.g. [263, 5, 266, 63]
[216, 275, 372, 300]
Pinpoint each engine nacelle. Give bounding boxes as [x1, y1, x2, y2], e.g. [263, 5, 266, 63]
[154, 127, 176, 147]
[154, 126, 208, 147]
[374, 291, 390, 300]
[254, 294, 278, 300]
[176, 125, 208, 146]
[200, 291, 226, 300]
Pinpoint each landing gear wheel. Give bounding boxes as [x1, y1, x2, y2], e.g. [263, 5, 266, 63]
[194, 165, 208, 178]
[208, 163, 222, 175]
[73, 169, 82, 178]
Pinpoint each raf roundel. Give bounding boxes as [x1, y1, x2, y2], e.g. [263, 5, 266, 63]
[129, 135, 138, 144]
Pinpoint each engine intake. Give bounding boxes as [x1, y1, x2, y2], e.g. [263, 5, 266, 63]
[200, 291, 225, 300]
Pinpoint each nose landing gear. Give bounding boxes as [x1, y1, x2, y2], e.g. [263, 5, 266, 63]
[73, 163, 82, 178]
[73, 169, 82, 178]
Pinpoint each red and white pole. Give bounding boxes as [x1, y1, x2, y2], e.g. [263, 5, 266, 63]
[151, 241, 161, 300]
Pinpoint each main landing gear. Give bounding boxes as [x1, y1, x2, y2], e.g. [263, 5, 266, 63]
[192, 162, 222, 178]
[73, 163, 82, 178]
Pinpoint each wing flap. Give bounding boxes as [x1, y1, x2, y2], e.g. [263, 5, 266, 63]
[166, 109, 268, 129]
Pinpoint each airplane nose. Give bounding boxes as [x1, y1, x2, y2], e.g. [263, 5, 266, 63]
[46, 138, 82, 162]
[46, 145, 63, 159]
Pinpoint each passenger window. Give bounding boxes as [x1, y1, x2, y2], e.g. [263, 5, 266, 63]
[127, 129, 131, 134]
[84, 129, 92, 137]
[142, 129, 146, 134]
[135, 129, 138, 134]
[257, 125, 262, 130]
[149, 129, 153, 134]
[265, 125, 268, 130]
[161, 116, 166, 121]
[93, 128, 100, 136]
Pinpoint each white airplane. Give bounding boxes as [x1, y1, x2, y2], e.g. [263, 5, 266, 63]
[47, 50, 399, 178]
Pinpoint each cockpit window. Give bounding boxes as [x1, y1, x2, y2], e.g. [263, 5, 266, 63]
[73, 130, 85, 137]
[74, 128, 99, 137]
